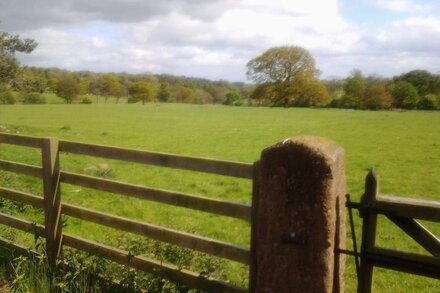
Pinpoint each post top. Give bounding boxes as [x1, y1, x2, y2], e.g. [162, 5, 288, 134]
[269, 135, 344, 164]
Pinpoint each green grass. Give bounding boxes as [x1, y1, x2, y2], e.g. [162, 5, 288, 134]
[0, 103, 439, 291]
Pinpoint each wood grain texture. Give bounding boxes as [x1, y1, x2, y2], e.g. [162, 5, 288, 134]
[62, 202, 250, 264]
[59, 140, 253, 179]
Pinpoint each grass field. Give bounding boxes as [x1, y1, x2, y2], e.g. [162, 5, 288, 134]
[0, 103, 439, 291]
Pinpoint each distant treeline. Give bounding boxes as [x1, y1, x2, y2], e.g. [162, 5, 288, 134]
[324, 69, 440, 110]
[0, 67, 251, 106]
[1, 66, 440, 110]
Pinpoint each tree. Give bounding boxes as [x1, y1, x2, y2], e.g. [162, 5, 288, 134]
[79, 77, 91, 95]
[129, 81, 154, 104]
[194, 89, 214, 104]
[250, 83, 275, 106]
[247, 46, 317, 84]
[174, 85, 197, 103]
[261, 76, 330, 107]
[324, 78, 345, 107]
[224, 92, 243, 105]
[21, 92, 45, 104]
[90, 76, 103, 102]
[341, 69, 366, 108]
[288, 77, 331, 107]
[0, 90, 16, 104]
[56, 75, 79, 103]
[46, 77, 59, 92]
[0, 32, 37, 84]
[361, 84, 394, 110]
[100, 74, 121, 103]
[156, 82, 170, 102]
[389, 80, 419, 109]
[418, 94, 438, 110]
[13, 68, 46, 93]
[395, 70, 439, 96]
[247, 46, 327, 106]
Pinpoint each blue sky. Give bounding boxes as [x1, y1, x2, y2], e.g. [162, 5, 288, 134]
[1, 0, 440, 81]
[341, 0, 439, 26]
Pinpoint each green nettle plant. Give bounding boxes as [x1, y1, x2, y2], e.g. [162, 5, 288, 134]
[10, 251, 109, 293]
[6, 236, 229, 293]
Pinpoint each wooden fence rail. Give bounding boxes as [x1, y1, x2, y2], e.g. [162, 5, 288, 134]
[59, 140, 254, 179]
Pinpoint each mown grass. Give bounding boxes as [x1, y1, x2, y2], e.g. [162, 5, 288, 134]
[0, 103, 439, 291]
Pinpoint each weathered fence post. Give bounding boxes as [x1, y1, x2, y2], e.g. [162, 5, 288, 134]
[249, 136, 346, 293]
[358, 170, 378, 293]
[42, 138, 62, 268]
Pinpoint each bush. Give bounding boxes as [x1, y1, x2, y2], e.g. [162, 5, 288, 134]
[224, 92, 241, 105]
[0, 90, 16, 104]
[417, 94, 438, 110]
[81, 97, 92, 104]
[21, 92, 45, 104]
[232, 99, 245, 106]
[127, 96, 138, 103]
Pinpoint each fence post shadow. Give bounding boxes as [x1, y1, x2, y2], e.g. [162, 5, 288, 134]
[42, 137, 63, 268]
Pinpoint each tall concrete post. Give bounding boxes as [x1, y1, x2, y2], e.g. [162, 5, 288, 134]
[250, 136, 346, 293]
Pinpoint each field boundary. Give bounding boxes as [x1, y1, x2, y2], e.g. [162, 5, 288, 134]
[0, 132, 252, 292]
[1, 133, 439, 292]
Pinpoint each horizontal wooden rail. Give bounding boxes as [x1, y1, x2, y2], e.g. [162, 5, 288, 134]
[368, 247, 440, 279]
[0, 160, 42, 178]
[62, 203, 250, 264]
[0, 235, 38, 256]
[0, 181, 250, 262]
[0, 212, 45, 237]
[59, 140, 253, 179]
[0, 163, 252, 221]
[376, 195, 440, 222]
[62, 233, 246, 293]
[0, 133, 252, 291]
[0, 212, 245, 291]
[346, 196, 440, 222]
[61, 171, 252, 221]
[0, 133, 43, 148]
[0, 187, 44, 209]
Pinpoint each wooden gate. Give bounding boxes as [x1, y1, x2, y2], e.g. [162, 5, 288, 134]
[347, 170, 440, 293]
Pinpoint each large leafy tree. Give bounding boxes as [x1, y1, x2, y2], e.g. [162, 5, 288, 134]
[0, 32, 37, 84]
[247, 46, 330, 107]
[56, 74, 79, 103]
[129, 81, 154, 104]
[247, 46, 317, 84]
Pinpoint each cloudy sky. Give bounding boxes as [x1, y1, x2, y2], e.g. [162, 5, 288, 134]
[1, 0, 439, 81]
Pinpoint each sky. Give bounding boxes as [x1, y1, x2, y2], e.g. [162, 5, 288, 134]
[1, 0, 440, 82]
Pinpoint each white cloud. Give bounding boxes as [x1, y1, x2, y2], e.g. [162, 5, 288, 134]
[7, 0, 440, 80]
[377, 17, 440, 52]
[319, 15, 440, 77]
[371, 0, 432, 13]
[117, 0, 359, 79]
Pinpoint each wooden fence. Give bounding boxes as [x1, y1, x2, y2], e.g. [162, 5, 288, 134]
[0, 133, 439, 292]
[346, 170, 440, 293]
[0, 133, 254, 292]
